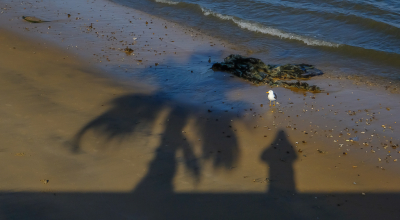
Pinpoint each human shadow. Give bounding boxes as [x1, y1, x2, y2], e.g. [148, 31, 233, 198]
[261, 130, 297, 196]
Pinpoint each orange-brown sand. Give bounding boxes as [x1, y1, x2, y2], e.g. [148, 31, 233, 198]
[1, 0, 400, 219]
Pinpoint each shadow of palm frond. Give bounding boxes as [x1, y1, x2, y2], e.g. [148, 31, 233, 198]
[69, 93, 169, 153]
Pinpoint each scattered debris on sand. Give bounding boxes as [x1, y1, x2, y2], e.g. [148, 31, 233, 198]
[40, 179, 49, 184]
[124, 46, 134, 55]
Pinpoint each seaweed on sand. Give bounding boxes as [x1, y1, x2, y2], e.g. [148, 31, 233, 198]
[212, 54, 323, 92]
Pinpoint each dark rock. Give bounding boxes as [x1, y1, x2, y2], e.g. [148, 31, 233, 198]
[212, 54, 323, 91]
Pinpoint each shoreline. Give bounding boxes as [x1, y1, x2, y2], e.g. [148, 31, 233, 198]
[112, 0, 400, 85]
[1, 0, 400, 218]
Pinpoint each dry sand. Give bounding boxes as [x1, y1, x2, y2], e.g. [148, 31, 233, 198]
[1, 0, 400, 219]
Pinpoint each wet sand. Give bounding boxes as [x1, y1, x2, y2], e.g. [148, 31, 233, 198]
[1, 0, 400, 219]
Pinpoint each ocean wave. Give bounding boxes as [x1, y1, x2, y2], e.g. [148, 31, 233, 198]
[201, 8, 340, 47]
[155, 0, 179, 5]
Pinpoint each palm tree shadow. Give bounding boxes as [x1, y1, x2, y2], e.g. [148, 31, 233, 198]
[3, 112, 400, 219]
[67, 92, 334, 219]
[69, 91, 240, 193]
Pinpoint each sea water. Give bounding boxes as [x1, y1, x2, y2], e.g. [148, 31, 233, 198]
[111, 0, 400, 82]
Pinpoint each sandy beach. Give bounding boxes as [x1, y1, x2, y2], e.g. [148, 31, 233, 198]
[1, 0, 400, 219]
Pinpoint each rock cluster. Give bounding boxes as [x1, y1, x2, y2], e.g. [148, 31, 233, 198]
[212, 54, 323, 91]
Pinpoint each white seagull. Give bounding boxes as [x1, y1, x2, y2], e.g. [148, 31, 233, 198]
[266, 90, 277, 106]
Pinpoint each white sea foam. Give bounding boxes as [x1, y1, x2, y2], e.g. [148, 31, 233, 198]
[155, 0, 179, 5]
[201, 8, 340, 47]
